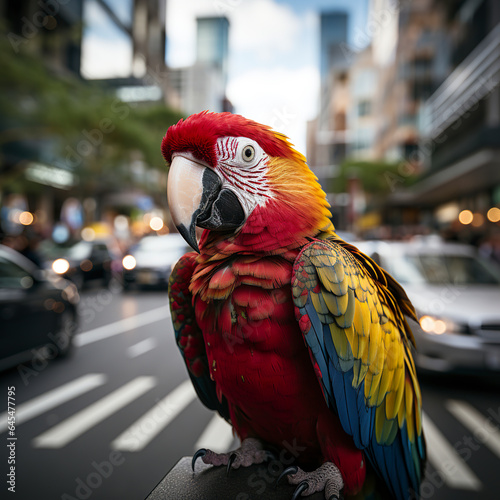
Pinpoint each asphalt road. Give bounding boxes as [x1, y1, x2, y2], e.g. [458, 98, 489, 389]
[1, 284, 500, 500]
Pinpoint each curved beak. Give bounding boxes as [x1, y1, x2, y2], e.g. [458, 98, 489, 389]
[167, 155, 245, 252]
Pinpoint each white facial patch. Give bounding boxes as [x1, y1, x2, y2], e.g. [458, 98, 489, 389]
[215, 136, 274, 217]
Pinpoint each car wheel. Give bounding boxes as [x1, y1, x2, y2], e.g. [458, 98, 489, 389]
[52, 310, 77, 358]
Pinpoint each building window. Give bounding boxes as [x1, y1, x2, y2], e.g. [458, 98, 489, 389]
[358, 100, 372, 117]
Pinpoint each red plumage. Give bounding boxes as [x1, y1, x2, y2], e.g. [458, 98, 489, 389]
[165, 112, 396, 498]
[161, 111, 294, 168]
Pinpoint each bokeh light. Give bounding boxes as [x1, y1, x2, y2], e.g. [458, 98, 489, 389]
[19, 211, 34, 225]
[487, 207, 500, 223]
[52, 258, 70, 274]
[81, 227, 96, 241]
[458, 210, 473, 225]
[122, 255, 136, 270]
[149, 216, 164, 231]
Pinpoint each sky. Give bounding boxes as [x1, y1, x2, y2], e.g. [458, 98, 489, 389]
[81, 0, 370, 155]
[166, 0, 370, 154]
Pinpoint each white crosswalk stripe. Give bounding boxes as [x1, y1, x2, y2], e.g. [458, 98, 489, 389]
[422, 411, 481, 490]
[111, 379, 197, 452]
[6, 371, 499, 492]
[75, 306, 170, 347]
[0, 374, 106, 433]
[127, 337, 159, 358]
[32, 376, 157, 449]
[446, 399, 500, 459]
[194, 414, 236, 454]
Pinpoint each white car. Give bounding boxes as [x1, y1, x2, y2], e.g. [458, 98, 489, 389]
[354, 237, 500, 373]
[122, 233, 190, 289]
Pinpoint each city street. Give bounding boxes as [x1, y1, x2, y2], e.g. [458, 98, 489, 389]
[1, 284, 500, 500]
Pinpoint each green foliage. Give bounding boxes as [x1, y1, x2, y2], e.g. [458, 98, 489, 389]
[0, 36, 183, 191]
[330, 159, 418, 196]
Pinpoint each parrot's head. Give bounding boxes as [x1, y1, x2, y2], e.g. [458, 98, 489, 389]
[162, 111, 334, 253]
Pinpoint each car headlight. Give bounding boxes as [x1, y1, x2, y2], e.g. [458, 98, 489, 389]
[122, 255, 136, 270]
[419, 315, 468, 335]
[52, 258, 70, 274]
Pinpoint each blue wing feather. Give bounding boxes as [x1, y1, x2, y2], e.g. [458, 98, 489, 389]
[293, 240, 426, 499]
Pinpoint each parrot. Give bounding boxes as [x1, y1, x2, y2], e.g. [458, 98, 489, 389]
[162, 111, 426, 500]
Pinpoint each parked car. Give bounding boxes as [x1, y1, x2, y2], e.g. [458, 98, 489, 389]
[0, 244, 79, 371]
[41, 239, 117, 289]
[354, 237, 500, 374]
[122, 233, 190, 289]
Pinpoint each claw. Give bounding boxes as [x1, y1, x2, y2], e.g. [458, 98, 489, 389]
[192, 448, 206, 471]
[291, 480, 309, 500]
[275, 465, 298, 489]
[265, 450, 277, 461]
[226, 453, 237, 476]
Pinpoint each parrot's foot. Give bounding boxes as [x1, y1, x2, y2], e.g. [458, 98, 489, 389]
[277, 462, 344, 500]
[192, 437, 270, 474]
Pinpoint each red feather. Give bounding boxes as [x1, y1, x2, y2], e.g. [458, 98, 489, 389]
[161, 111, 294, 167]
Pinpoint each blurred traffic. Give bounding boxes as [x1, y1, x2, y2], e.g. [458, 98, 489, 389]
[0, 0, 500, 499]
[122, 233, 190, 290]
[0, 244, 79, 371]
[356, 237, 500, 374]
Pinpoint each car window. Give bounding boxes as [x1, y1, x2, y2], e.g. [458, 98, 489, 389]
[0, 257, 34, 289]
[138, 237, 187, 253]
[402, 254, 500, 285]
[66, 242, 92, 260]
[385, 255, 427, 285]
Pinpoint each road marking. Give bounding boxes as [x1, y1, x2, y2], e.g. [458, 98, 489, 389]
[446, 400, 500, 458]
[0, 374, 107, 433]
[422, 412, 481, 490]
[111, 379, 196, 452]
[127, 337, 159, 358]
[32, 376, 156, 449]
[75, 306, 170, 347]
[194, 414, 235, 453]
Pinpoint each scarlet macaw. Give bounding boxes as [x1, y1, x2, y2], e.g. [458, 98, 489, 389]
[163, 111, 425, 499]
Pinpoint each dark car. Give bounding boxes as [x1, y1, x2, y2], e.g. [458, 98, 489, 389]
[0, 244, 79, 371]
[122, 233, 190, 289]
[42, 240, 116, 289]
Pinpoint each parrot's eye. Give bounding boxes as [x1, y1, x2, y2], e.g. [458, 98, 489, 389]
[242, 145, 255, 162]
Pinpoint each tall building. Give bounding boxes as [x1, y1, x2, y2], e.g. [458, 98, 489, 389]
[374, 0, 450, 161]
[168, 15, 231, 115]
[196, 16, 229, 86]
[307, 11, 350, 227]
[411, 0, 500, 239]
[2, 0, 84, 76]
[309, 11, 350, 171]
[319, 11, 349, 84]
[347, 45, 379, 160]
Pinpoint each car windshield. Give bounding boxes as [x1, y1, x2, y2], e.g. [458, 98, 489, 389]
[65, 241, 92, 260]
[387, 253, 500, 285]
[137, 236, 186, 253]
[40, 241, 92, 260]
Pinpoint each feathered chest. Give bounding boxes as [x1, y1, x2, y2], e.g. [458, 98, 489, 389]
[190, 253, 302, 358]
[189, 253, 317, 410]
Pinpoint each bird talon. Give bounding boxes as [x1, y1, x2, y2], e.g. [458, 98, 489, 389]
[291, 480, 309, 500]
[191, 448, 206, 471]
[226, 453, 237, 475]
[265, 450, 277, 461]
[275, 465, 298, 489]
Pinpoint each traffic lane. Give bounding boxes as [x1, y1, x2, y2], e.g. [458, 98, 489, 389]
[77, 284, 169, 333]
[1, 297, 180, 410]
[420, 373, 500, 500]
[3, 311, 208, 499]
